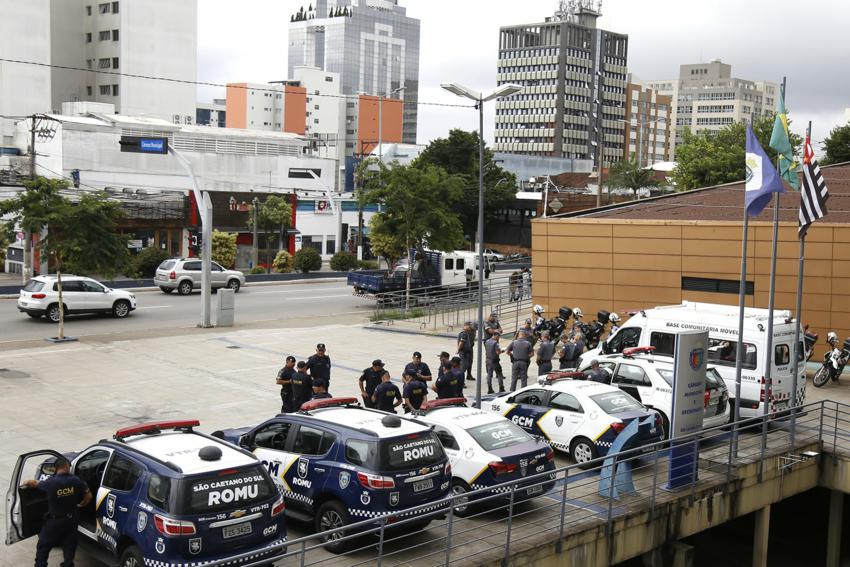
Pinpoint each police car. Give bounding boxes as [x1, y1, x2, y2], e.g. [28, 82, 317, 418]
[479, 379, 663, 467]
[575, 346, 730, 437]
[6, 420, 287, 567]
[414, 398, 556, 516]
[213, 398, 452, 553]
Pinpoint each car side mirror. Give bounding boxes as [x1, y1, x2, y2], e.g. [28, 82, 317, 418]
[239, 436, 254, 450]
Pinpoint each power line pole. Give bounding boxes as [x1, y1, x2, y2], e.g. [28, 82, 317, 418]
[23, 114, 37, 284]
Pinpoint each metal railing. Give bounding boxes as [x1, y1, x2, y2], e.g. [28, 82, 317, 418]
[275, 400, 850, 566]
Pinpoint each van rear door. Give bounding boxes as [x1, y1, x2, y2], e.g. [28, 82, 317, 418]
[769, 338, 801, 412]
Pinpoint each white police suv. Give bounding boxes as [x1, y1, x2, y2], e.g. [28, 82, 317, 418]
[414, 398, 556, 516]
[213, 397, 452, 553]
[6, 420, 286, 567]
[576, 346, 730, 437]
[479, 378, 663, 467]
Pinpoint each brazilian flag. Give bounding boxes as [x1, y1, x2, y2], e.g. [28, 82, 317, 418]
[769, 83, 800, 189]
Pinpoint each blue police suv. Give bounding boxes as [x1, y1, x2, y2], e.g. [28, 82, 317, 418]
[6, 420, 287, 567]
[213, 397, 452, 553]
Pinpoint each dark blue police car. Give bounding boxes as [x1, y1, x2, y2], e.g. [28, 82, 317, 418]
[6, 420, 287, 567]
[213, 397, 452, 553]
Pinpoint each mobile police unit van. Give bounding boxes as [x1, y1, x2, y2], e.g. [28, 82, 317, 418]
[213, 398, 452, 553]
[6, 420, 287, 567]
[414, 398, 556, 516]
[582, 301, 804, 419]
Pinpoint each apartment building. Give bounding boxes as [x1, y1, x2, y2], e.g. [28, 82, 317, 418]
[50, 0, 197, 125]
[224, 83, 306, 135]
[623, 79, 672, 167]
[648, 60, 778, 159]
[196, 99, 226, 128]
[494, 0, 628, 169]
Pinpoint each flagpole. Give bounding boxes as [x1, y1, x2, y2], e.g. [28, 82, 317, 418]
[790, 119, 812, 450]
[732, 210, 750, 458]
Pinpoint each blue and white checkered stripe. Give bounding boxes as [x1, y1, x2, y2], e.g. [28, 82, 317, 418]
[141, 537, 286, 567]
[349, 501, 447, 520]
[283, 489, 313, 507]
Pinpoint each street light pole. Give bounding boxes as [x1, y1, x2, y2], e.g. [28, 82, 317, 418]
[441, 81, 523, 409]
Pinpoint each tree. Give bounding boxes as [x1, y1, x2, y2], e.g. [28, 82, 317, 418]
[414, 129, 516, 241]
[293, 247, 322, 273]
[272, 250, 293, 273]
[211, 230, 237, 269]
[607, 156, 661, 197]
[247, 195, 292, 273]
[672, 113, 803, 191]
[130, 246, 169, 279]
[366, 216, 407, 268]
[330, 251, 359, 271]
[821, 122, 850, 165]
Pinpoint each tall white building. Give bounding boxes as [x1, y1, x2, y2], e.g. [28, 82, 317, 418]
[0, 0, 52, 146]
[50, 0, 197, 125]
[648, 60, 777, 159]
[291, 66, 345, 140]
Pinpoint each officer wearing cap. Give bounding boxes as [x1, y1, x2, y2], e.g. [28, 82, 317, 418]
[23, 456, 92, 567]
[312, 378, 332, 399]
[457, 321, 476, 382]
[485, 332, 505, 394]
[536, 331, 555, 375]
[305, 343, 331, 385]
[359, 360, 387, 409]
[506, 330, 533, 390]
[403, 351, 432, 381]
[433, 360, 460, 399]
[436, 352, 450, 379]
[449, 356, 466, 397]
[587, 360, 610, 384]
[372, 372, 402, 413]
[402, 373, 428, 412]
[276, 355, 296, 413]
[291, 361, 313, 411]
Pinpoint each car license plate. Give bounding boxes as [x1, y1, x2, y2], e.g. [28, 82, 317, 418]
[222, 521, 252, 539]
[526, 485, 543, 496]
[413, 479, 434, 493]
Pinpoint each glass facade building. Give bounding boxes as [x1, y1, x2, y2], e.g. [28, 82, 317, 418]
[288, 0, 420, 145]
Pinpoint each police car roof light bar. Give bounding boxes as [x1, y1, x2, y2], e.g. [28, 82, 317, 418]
[420, 398, 467, 411]
[544, 371, 585, 384]
[298, 397, 359, 412]
[622, 346, 656, 357]
[114, 419, 200, 441]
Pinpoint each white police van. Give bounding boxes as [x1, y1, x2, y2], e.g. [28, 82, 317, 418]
[581, 301, 804, 419]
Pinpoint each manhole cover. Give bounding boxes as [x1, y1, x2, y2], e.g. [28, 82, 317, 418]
[0, 368, 30, 379]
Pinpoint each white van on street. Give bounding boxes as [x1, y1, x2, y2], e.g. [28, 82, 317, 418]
[579, 301, 805, 419]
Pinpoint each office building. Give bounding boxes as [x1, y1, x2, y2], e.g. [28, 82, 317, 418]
[287, 0, 420, 146]
[648, 60, 778, 159]
[623, 78, 672, 167]
[196, 99, 226, 128]
[494, 0, 628, 169]
[50, 0, 197, 125]
[0, 0, 52, 146]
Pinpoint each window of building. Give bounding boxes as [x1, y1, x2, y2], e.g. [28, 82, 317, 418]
[112, 57, 119, 69]
[325, 76, 333, 82]
[112, 84, 119, 96]
[98, 58, 111, 69]
[86, 5, 92, 15]
[99, 30, 110, 40]
[86, 86, 93, 96]
[325, 236, 336, 255]
[98, 2, 110, 14]
[682, 276, 753, 295]
[86, 59, 93, 69]
[112, 29, 119, 41]
[99, 85, 111, 95]
[112, 1, 119, 13]
[86, 32, 92, 43]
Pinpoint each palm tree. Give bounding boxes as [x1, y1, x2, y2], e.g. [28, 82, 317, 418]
[607, 156, 661, 198]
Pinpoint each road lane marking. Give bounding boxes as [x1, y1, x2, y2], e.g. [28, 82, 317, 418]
[136, 305, 173, 310]
[250, 289, 348, 296]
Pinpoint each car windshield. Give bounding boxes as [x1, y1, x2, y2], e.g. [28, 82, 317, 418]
[378, 431, 445, 472]
[158, 260, 176, 270]
[179, 465, 275, 515]
[590, 391, 643, 414]
[467, 420, 533, 451]
[23, 280, 45, 292]
[656, 368, 674, 386]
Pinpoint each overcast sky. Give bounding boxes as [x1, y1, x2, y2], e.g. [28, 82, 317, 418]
[198, 0, 850, 149]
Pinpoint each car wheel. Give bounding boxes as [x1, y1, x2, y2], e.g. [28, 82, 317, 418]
[46, 303, 63, 323]
[178, 280, 193, 295]
[227, 278, 241, 293]
[26, 312, 41, 319]
[570, 437, 598, 469]
[659, 412, 671, 440]
[118, 545, 143, 567]
[160, 287, 173, 294]
[451, 479, 474, 517]
[316, 500, 352, 553]
[112, 300, 131, 318]
[813, 366, 831, 388]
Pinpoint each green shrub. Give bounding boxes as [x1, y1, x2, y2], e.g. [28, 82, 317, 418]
[330, 251, 359, 271]
[211, 230, 237, 269]
[248, 266, 266, 275]
[272, 250, 294, 273]
[358, 259, 379, 270]
[131, 247, 170, 279]
[293, 247, 322, 273]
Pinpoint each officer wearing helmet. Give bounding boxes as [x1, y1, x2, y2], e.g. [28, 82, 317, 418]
[571, 307, 584, 335]
[828, 331, 839, 347]
[608, 312, 621, 336]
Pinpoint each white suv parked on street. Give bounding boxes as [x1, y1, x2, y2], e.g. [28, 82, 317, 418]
[17, 275, 137, 322]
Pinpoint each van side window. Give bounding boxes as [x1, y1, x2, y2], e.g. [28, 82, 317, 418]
[707, 338, 757, 370]
[456, 259, 465, 270]
[444, 259, 454, 270]
[608, 327, 641, 353]
[775, 344, 790, 365]
[649, 332, 675, 356]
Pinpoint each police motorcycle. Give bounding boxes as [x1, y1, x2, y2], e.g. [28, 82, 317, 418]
[813, 331, 850, 388]
[803, 325, 818, 362]
[532, 305, 571, 344]
[576, 310, 612, 350]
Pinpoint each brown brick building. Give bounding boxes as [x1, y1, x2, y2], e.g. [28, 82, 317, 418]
[532, 162, 850, 357]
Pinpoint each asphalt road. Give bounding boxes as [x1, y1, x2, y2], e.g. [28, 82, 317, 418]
[0, 281, 372, 346]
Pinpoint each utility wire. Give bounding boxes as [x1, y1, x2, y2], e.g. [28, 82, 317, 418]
[0, 57, 474, 109]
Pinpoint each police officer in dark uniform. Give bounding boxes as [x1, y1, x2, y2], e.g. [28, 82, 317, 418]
[457, 322, 475, 381]
[23, 456, 92, 567]
[275, 355, 296, 413]
[403, 352, 432, 382]
[359, 360, 387, 409]
[587, 360, 610, 384]
[536, 331, 555, 375]
[311, 378, 332, 399]
[372, 373, 402, 413]
[291, 361, 313, 411]
[305, 343, 331, 385]
[433, 363, 459, 399]
[402, 373, 428, 412]
[436, 352, 450, 379]
[448, 356, 466, 397]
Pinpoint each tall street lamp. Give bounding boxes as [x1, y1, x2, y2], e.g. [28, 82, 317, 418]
[441, 81, 522, 408]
